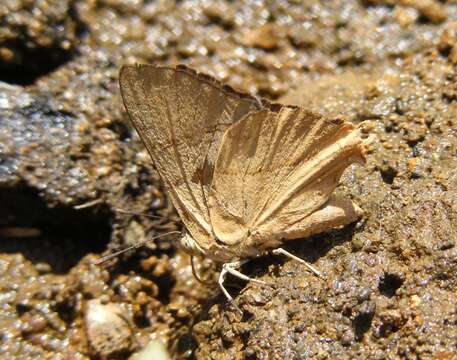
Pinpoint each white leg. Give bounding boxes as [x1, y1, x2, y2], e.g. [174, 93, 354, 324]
[223, 262, 268, 286]
[218, 260, 269, 314]
[218, 265, 243, 314]
[272, 248, 323, 278]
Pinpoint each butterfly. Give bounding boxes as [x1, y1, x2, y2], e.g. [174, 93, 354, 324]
[119, 64, 369, 311]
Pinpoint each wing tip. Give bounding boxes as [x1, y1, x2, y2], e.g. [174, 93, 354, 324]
[325, 117, 375, 164]
[119, 64, 138, 87]
[120, 61, 146, 72]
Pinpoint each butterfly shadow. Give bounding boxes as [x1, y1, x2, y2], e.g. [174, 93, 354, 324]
[259, 221, 362, 278]
[196, 221, 362, 319]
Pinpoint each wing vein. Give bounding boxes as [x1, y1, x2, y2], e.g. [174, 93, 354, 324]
[162, 78, 203, 214]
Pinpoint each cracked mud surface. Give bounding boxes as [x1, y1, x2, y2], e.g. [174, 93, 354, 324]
[0, 0, 456, 359]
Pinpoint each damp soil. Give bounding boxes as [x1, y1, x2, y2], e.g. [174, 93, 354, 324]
[0, 1, 456, 359]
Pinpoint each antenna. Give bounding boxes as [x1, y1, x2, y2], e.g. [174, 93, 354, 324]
[113, 208, 180, 223]
[74, 200, 180, 224]
[94, 230, 181, 265]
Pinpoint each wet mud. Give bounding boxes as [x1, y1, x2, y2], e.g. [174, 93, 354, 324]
[0, 0, 456, 359]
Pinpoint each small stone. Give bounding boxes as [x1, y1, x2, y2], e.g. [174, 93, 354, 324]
[0, 47, 15, 63]
[401, 0, 446, 24]
[377, 309, 406, 336]
[130, 340, 170, 360]
[410, 294, 421, 307]
[407, 158, 419, 173]
[438, 22, 457, 54]
[244, 347, 256, 357]
[352, 235, 364, 251]
[222, 329, 235, 343]
[85, 299, 132, 359]
[288, 25, 319, 48]
[203, 3, 235, 29]
[242, 23, 280, 50]
[176, 307, 191, 319]
[394, 6, 418, 27]
[379, 161, 398, 184]
[357, 288, 371, 303]
[35, 262, 52, 274]
[136, 291, 150, 306]
[20, 313, 48, 334]
[168, 302, 191, 319]
[437, 240, 455, 251]
[341, 329, 354, 346]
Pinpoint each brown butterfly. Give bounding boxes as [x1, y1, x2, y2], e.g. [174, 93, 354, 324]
[119, 64, 369, 311]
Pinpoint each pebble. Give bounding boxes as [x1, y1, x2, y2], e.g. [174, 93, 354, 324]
[20, 313, 48, 334]
[401, 0, 446, 24]
[242, 23, 280, 50]
[129, 340, 170, 360]
[85, 299, 132, 358]
[341, 330, 354, 346]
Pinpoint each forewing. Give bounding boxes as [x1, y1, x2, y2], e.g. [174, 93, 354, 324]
[208, 106, 367, 246]
[119, 64, 262, 249]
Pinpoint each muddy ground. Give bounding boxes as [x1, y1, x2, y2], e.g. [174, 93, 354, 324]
[0, 0, 456, 359]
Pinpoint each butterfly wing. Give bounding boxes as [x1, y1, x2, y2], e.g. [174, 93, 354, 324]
[119, 64, 262, 250]
[208, 106, 367, 247]
[280, 194, 363, 242]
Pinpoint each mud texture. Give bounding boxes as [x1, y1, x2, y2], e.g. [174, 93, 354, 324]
[0, 0, 456, 359]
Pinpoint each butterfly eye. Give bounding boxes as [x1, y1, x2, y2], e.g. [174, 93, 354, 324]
[179, 232, 200, 255]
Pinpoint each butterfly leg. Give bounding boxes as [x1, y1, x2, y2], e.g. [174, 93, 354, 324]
[223, 260, 268, 286]
[218, 260, 268, 314]
[271, 248, 323, 278]
[218, 263, 242, 314]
